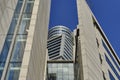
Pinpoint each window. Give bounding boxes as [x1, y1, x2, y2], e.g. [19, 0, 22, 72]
[108, 70, 115, 80]
[4, 0, 35, 79]
[105, 55, 119, 79]
[47, 63, 74, 80]
[102, 40, 120, 71]
[48, 73, 56, 80]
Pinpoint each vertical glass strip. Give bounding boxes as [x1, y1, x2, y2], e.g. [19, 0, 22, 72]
[5, 0, 34, 80]
[108, 70, 115, 80]
[102, 40, 120, 72]
[0, 0, 23, 79]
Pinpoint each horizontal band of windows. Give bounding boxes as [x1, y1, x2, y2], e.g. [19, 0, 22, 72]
[64, 45, 73, 53]
[64, 51, 72, 60]
[65, 38, 73, 45]
[48, 44, 61, 50]
[63, 54, 69, 60]
[48, 42, 61, 48]
[48, 34, 62, 40]
[108, 70, 115, 80]
[48, 32, 72, 39]
[49, 52, 59, 57]
[63, 54, 71, 60]
[48, 48, 60, 54]
[105, 55, 119, 79]
[50, 56, 61, 60]
[49, 26, 71, 31]
[49, 54, 60, 59]
[102, 40, 120, 71]
[49, 53, 60, 58]
[49, 27, 71, 34]
[64, 51, 72, 58]
[65, 36, 73, 44]
[64, 42, 73, 50]
[49, 27, 72, 34]
[48, 49, 60, 55]
[64, 48, 73, 54]
[47, 43, 61, 49]
[47, 40, 61, 48]
[62, 56, 69, 61]
[48, 30, 72, 37]
[48, 37, 61, 44]
[19, 1, 34, 3]
[64, 50, 73, 58]
[48, 38, 61, 44]
[49, 29, 72, 37]
[64, 50, 72, 57]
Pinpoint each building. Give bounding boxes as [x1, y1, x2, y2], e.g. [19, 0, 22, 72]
[0, 0, 119, 80]
[47, 25, 74, 80]
[0, 0, 50, 80]
[76, 0, 120, 80]
[47, 26, 73, 60]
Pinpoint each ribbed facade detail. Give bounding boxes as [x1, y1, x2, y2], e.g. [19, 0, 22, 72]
[47, 26, 73, 60]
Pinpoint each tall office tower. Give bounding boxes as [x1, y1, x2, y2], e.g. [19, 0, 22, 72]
[0, 0, 50, 80]
[47, 26, 73, 60]
[47, 26, 75, 80]
[76, 0, 120, 80]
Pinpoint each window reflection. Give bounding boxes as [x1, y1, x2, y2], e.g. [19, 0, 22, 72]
[5, 0, 35, 79]
[47, 63, 74, 80]
[0, 0, 35, 79]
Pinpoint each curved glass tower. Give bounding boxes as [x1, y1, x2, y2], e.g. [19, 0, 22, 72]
[47, 26, 73, 60]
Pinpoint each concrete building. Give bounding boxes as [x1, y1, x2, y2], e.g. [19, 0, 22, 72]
[0, 0, 50, 80]
[76, 0, 120, 80]
[0, 0, 119, 80]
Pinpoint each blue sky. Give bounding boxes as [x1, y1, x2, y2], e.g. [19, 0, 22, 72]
[49, 0, 120, 58]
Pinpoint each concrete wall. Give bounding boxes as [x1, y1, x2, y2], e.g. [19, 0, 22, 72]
[77, 0, 103, 80]
[0, 0, 17, 54]
[95, 22, 120, 80]
[19, 0, 50, 80]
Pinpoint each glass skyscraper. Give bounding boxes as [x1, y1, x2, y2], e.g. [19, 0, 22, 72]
[47, 26, 73, 60]
[0, 0, 50, 80]
[0, 0, 35, 79]
[47, 26, 74, 80]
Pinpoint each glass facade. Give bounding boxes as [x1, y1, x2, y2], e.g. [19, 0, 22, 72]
[102, 40, 119, 79]
[0, 0, 22, 79]
[0, 0, 34, 79]
[102, 40, 120, 79]
[102, 40, 120, 71]
[47, 63, 74, 80]
[108, 70, 115, 80]
[47, 26, 74, 79]
[105, 55, 119, 79]
[47, 26, 73, 60]
[6, 0, 35, 79]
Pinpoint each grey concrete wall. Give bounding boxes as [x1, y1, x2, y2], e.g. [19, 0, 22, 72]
[77, 0, 103, 80]
[95, 23, 120, 80]
[0, 0, 17, 54]
[19, 0, 50, 80]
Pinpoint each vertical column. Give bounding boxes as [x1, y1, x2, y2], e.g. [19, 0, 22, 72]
[77, 0, 103, 80]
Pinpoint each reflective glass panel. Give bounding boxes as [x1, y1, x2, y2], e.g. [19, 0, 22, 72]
[47, 63, 74, 80]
